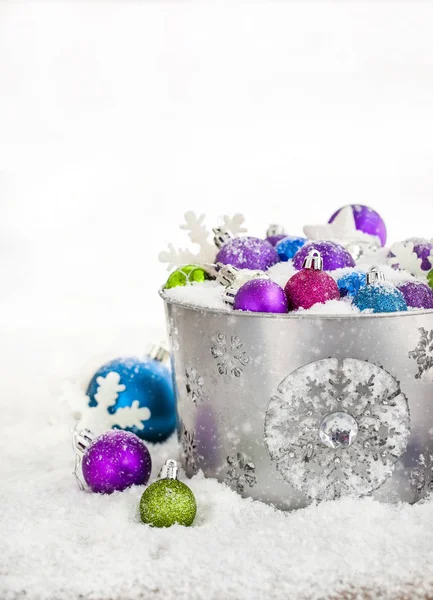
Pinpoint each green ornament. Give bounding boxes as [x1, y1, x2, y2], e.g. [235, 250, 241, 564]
[140, 459, 197, 528]
[164, 265, 209, 289]
[428, 269, 433, 291]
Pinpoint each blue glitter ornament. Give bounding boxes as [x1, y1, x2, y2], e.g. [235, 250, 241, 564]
[86, 345, 176, 443]
[337, 271, 367, 298]
[353, 267, 407, 314]
[275, 236, 307, 262]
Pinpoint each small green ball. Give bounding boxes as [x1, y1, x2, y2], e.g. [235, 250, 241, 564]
[428, 269, 433, 291]
[164, 265, 209, 289]
[140, 479, 197, 528]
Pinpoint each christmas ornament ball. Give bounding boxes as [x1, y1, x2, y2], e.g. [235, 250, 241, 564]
[216, 236, 280, 271]
[233, 279, 288, 313]
[285, 268, 340, 310]
[292, 241, 355, 271]
[337, 271, 367, 298]
[86, 355, 176, 443]
[329, 204, 387, 246]
[428, 269, 433, 290]
[165, 265, 209, 289]
[266, 233, 287, 247]
[396, 281, 433, 309]
[405, 238, 433, 272]
[140, 479, 197, 527]
[275, 236, 307, 262]
[353, 282, 407, 314]
[82, 430, 151, 494]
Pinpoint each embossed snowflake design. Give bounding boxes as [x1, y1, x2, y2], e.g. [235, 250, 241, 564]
[410, 452, 433, 502]
[210, 333, 250, 377]
[264, 358, 410, 501]
[180, 424, 199, 476]
[224, 452, 257, 493]
[185, 367, 206, 406]
[409, 328, 433, 380]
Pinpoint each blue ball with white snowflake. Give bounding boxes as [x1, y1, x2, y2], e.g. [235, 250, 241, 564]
[85, 352, 176, 443]
[353, 282, 408, 314]
[337, 271, 367, 298]
[275, 236, 307, 262]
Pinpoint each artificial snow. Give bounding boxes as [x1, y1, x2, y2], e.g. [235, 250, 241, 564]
[3, 328, 433, 600]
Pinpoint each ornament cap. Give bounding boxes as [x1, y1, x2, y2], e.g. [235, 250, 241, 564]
[159, 459, 178, 480]
[221, 285, 236, 305]
[216, 263, 239, 287]
[302, 250, 323, 271]
[147, 343, 170, 363]
[266, 224, 286, 237]
[213, 226, 234, 249]
[73, 428, 95, 455]
[366, 266, 385, 285]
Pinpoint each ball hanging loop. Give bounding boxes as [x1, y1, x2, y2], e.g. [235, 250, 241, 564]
[302, 249, 323, 271]
[366, 266, 386, 285]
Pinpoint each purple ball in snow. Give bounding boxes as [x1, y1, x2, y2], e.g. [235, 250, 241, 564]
[329, 204, 387, 246]
[406, 238, 433, 272]
[216, 237, 280, 271]
[82, 430, 152, 494]
[266, 233, 287, 247]
[396, 281, 433, 309]
[233, 279, 288, 313]
[292, 241, 355, 271]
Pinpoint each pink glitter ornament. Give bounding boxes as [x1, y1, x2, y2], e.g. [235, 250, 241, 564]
[285, 250, 340, 311]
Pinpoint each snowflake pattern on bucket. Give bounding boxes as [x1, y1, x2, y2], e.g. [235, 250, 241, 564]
[185, 367, 206, 406]
[224, 452, 257, 493]
[180, 424, 199, 476]
[210, 333, 250, 377]
[264, 358, 410, 501]
[410, 452, 433, 502]
[409, 328, 433, 380]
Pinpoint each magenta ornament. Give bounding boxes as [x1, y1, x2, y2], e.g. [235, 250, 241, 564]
[329, 204, 387, 246]
[292, 241, 355, 271]
[82, 430, 152, 494]
[233, 279, 288, 313]
[216, 237, 279, 271]
[396, 281, 433, 309]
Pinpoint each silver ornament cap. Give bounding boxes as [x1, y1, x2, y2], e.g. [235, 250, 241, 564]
[213, 226, 234, 249]
[303, 249, 323, 270]
[222, 285, 237, 305]
[159, 459, 179, 480]
[266, 224, 286, 237]
[147, 343, 170, 363]
[216, 263, 239, 287]
[366, 266, 385, 285]
[72, 428, 95, 455]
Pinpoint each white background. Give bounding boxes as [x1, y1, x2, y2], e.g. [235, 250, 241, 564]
[1, 1, 433, 335]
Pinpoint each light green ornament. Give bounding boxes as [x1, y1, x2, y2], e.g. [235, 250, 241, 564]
[164, 265, 209, 289]
[140, 459, 197, 528]
[428, 268, 433, 291]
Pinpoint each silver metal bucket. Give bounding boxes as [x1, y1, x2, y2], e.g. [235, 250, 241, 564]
[161, 290, 433, 509]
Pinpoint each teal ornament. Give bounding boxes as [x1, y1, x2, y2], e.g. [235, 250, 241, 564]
[353, 267, 407, 314]
[337, 271, 367, 298]
[275, 236, 307, 262]
[86, 345, 176, 443]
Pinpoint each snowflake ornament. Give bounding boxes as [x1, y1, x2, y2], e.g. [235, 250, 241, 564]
[388, 241, 424, 277]
[159, 211, 247, 270]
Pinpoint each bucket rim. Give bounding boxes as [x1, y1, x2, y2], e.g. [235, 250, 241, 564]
[159, 289, 433, 321]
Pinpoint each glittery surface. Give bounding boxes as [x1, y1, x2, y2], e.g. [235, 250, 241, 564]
[216, 237, 280, 271]
[165, 265, 209, 289]
[275, 236, 307, 261]
[265, 233, 287, 247]
[86, 356, 176, 443]
[428, 269, 433, 290]
[82, 430, 152, 494]
[396, 281, 433, 309]
[140, 479, 197, 527]
[329, 204, 387, 246]
[284, 269, 340, 310]
[292, 240, 355, 271]
[233, 279, 288, 313]
[337, 271, 367, 298]
[353, 282, 408, 313]
[406, 238, 433, 271]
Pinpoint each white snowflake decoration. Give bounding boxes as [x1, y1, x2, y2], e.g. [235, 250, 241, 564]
[388, 241, 424, 277]
[65, 372, 151, 433]
[303, 205, 380, 247]
[159, 211, 247, 270]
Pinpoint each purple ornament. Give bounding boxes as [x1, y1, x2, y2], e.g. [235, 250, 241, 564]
[329, 204, 387, 246]
[292, 241, 355, 271]
[82, 430, 152, 494]
[266, 234, 287, 247]
[406, 238, 433, 272]
[216, 237, 280, 271]
[396, 281, 433, 309]
[233, 279, 288, 313]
